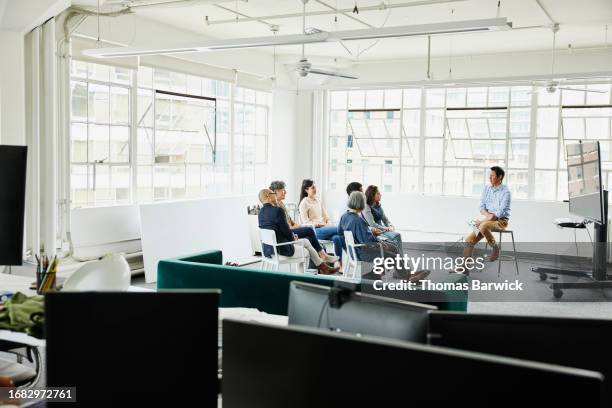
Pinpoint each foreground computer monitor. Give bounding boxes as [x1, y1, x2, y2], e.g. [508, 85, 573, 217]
[288, 281, 436, 342]
[429, 312, 612, 405]
[222, 319, 603, 407]
[46, 291, 219, 407]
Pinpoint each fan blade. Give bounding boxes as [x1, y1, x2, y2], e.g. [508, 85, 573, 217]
[307, 68, 358, 79]
[558, 87, 607, 93]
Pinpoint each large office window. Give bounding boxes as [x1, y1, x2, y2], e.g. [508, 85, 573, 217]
[69, 60, 271, 207]
[328, 83, 612, 201]
[70, 60, 132, 207]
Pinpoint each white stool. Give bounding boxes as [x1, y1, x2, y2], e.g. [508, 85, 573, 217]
[486, 229, 519, 277]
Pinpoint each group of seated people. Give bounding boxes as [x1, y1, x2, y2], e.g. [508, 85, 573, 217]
[258, 165, 512, 276]
[257, 178, 403, 275]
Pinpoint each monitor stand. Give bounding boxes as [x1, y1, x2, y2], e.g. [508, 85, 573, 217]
[532, 190, 612, 298]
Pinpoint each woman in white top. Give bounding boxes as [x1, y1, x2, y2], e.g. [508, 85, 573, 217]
[298, 179, 342, 256]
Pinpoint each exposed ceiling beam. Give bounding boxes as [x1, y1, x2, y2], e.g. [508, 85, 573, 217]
[534, 0, 556, 24]
[205, 0, 467, 25]
[211, 3, 274, 29]
[84, 18, 512, 58]
[104, 0, 244, 8]
[313, 0, 373, 29]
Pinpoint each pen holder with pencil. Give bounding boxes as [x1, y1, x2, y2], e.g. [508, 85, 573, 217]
[35, 255, 59, 294]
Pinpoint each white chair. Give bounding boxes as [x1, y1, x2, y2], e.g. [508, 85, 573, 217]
[62, 253, 131, 291]
[344, 230, 385, 280]
[259, 229, 309, 273]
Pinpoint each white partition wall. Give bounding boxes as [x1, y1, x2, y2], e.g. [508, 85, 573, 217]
[139, 196, 252, 283]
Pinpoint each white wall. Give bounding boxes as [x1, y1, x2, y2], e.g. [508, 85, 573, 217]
[0, 30, 25, 145]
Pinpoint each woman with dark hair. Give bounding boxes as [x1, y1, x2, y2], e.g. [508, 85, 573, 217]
[269, 180, 339, 264]
[298, 179, 342, 257]
[363, 185, 402, 251]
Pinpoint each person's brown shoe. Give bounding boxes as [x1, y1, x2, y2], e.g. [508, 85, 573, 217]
[318, 262, 340, 275]
[489, 245, 500, 262]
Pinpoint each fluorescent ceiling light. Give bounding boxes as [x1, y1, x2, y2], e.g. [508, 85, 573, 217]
[83, 18, 511, 58]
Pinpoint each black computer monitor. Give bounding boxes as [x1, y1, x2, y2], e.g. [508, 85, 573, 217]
[0, 145, 27, 265]
[429, 312, 612, 405]
[45, 291, 219, 407]
[222, 319, 603, 408]
[567, 140, 604, 224]
[288, 281, 436, 342]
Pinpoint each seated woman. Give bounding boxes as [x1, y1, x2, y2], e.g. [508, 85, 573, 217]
[363, 185, 403, 252]
[338, 191, 400, 264]
[269, 180, 339, 264]
[258, 189, 339, 275]
[298, 179, 343, 257]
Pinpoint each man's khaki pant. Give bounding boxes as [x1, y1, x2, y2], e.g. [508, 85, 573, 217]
[463, 219, 508, 258]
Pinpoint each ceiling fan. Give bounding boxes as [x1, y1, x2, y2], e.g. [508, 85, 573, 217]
[285, 0, 358, 80]
[532, 24, 606, 94]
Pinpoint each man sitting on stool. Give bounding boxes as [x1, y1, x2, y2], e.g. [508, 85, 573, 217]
[462, 166, 512, 270]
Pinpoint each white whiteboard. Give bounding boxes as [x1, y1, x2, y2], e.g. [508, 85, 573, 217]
[139, 196, 252, 283]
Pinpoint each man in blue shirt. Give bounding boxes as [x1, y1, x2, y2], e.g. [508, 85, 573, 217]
[463, 166, 512, 266]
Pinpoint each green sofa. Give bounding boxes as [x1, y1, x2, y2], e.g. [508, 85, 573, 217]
[157, 250, 468, 315]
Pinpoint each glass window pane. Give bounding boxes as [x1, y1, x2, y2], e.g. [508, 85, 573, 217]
[71, 60, 88, 78]
[425, 110, 444, 137]
[88, 124, 109, 162]
[401, 139, 419, 165]
[506, 170, 528, 199]
[110, 86, 129, 125]
[562, 87, 585, 105]
[443, 168, 463, 196]
[509, 108, 530, 138]
[110, 126, 130, 163]
[424, 139, 443, 165]
[509, 139, 530, 168]
[366, 90, 384, 109]
[538, 89, 560, 106]
[426, 88, 445, 108]
[535, 139, 558, 169]
[510, 87, 531, 106]
[331, 111, 347, 136]
[401, 167, 419, 193]
[110, 67, 131, 85]
[256, 107, 267, 135]
[186, 75, 202, 96]
[557, 170, 568, 201]
[467, 87, 487, 107]
[562, 118, 585, 140]
[331, 91, 347, 109]
[88, 63, 109, 82]
[489, 87, 509, 106]
[154, 69, 171, 91]
[384, 90, 402, 109]
[586, 84, 610, 105]
[88, 83, 110, 124]
[537, 107, 559, 138]
[137, 128, 154, 164]
[71, 81, 88, 122]
[71, 123, 88, 163]
[446, 88, 466, 108]
[423, 167, 443, 194]
[464, 168, 485, 197]
[585, 117, 610, 140]
[403, 89, 421, 108]
[137, 89, 154, 127]
[138, 66, 153, 89]
[71, 165, 90, 206]
[402, 109, 420, 137]
[348, 90, 365, 109]
[534, 170, 557, 201]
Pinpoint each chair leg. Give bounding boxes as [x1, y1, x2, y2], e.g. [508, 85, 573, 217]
[511, 231, 519, 275]
[497, 231, 503, 277]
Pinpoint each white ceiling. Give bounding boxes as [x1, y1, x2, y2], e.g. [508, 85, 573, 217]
[0, 0, 70, 32]
[98, 0, 612, 61]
